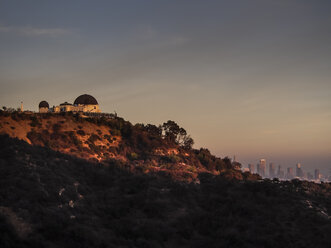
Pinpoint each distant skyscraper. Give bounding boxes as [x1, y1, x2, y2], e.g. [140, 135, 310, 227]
[287, 168, 294, 180]
[314, 169, 320, 180]
[296, 163, 303, 178]
[307, 172, 313, 181]
[277, 165, 284, 179]
[259, 159, 266, 177]
[269, 163, 275, 178]
[277, 165, 281, 177]
[248, 164, 255, 174]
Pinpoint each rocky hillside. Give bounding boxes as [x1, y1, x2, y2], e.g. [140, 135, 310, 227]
[0, 111, 253, 182]
[0, 134, 331, 248]
[1, 111, 331, 247]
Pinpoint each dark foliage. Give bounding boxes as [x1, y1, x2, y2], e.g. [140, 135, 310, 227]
[0, 135, 331, 247]
[194, 148, 232, 171]
[76, 130, 85, 136]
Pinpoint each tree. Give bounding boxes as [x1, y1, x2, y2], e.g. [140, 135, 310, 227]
[162, 120, 180, 143]
[162, 120, 194, 148]
[145, 124, 162, 137]
[222, 157, 233, 169]
[182, 135, 194, 150]
[177, 128, 187, 145]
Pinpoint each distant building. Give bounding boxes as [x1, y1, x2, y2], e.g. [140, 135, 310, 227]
[259, 159, 266, 177]
[269, 163, 276, 178]
[314, 169, 320, 180]
[248, 164, 255, 174]
[39, 94, 101, 113]
[277, 165, 284, 179]
[307, 172, 313, 181]
[296, 163, 303, 178]
[287, 167, 294, 180]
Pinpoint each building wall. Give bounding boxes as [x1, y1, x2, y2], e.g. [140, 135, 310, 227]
[80, 104, 101, 113]
[52, 106, 60, 113]
[40, 104, 101, 113]
[59, 105, 74, 112]
[39, 107, 49, 113]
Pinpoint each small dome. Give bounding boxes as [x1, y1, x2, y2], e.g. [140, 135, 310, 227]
[60, 102, 72, 106]
[39, 101, 49, 108]
[74, 94, 98, 105]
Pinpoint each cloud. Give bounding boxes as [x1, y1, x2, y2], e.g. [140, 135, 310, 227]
[132, 24, 189, 47]
[0, 25, 72, 37]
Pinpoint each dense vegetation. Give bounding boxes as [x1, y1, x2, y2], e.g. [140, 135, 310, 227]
[0, 111, 246, 182]
[0, 134, 331, 248]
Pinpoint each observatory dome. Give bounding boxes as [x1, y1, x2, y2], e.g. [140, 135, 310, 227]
[74, 94, 98, 105]
[39, 101, 49, 108]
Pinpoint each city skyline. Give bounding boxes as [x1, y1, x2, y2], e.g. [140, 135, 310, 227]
[1, 1, 330, 175]
[244, 157, 329, 181]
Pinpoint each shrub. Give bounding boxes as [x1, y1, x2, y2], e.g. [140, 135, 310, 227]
[52, 123, 61, 133]
[30, 116, 41, 127]
[128, 152, 139, 160]
[88, 143, 101, 154]
[88, 134, 100, 143]
[76, 130, 85, 136]
[110, 129, 121, 136]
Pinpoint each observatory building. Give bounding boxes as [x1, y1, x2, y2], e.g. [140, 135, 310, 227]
[39, 101, 50, 113]
[39, 94, 101, 113]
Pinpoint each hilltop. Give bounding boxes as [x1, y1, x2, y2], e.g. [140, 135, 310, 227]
[0, 111, 331, 247]
[0, 111, 254, 182]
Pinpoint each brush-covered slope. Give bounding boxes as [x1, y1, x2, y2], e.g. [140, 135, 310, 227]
[0, 111, 253, 182]
[0, 134, 331, 248]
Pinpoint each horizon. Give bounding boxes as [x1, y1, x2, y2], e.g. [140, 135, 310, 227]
[1, 0, 330, 175]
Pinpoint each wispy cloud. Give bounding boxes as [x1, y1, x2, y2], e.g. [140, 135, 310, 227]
[0, 25, 72, 37]
[133, 24, 189, 47]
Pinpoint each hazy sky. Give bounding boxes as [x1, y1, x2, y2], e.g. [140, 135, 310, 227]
[1, 0, 330, 174]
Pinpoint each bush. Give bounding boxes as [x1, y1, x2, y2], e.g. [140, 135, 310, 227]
[30, 116, 41, 127]
[88, 134, 100, 143]
[110, 129, 121, 136]
[128, 152, 139, 160]
[52, 123, 61, 133]
[76, 130, 85, 136]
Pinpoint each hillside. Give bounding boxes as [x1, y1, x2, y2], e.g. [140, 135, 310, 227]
[1, 111, 331, 247]
[0, 111, 251, 182]
[0, 134, 331, 248]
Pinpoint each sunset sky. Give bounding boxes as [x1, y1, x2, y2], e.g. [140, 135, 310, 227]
[1, 0, 330, 174]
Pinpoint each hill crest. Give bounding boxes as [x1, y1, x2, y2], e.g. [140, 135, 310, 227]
[0, 111, 255, 182]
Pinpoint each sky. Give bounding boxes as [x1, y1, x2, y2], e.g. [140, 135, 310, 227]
[0, 0, 330, 175]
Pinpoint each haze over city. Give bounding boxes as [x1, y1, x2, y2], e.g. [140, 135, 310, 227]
[1, 0, 330, 175]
